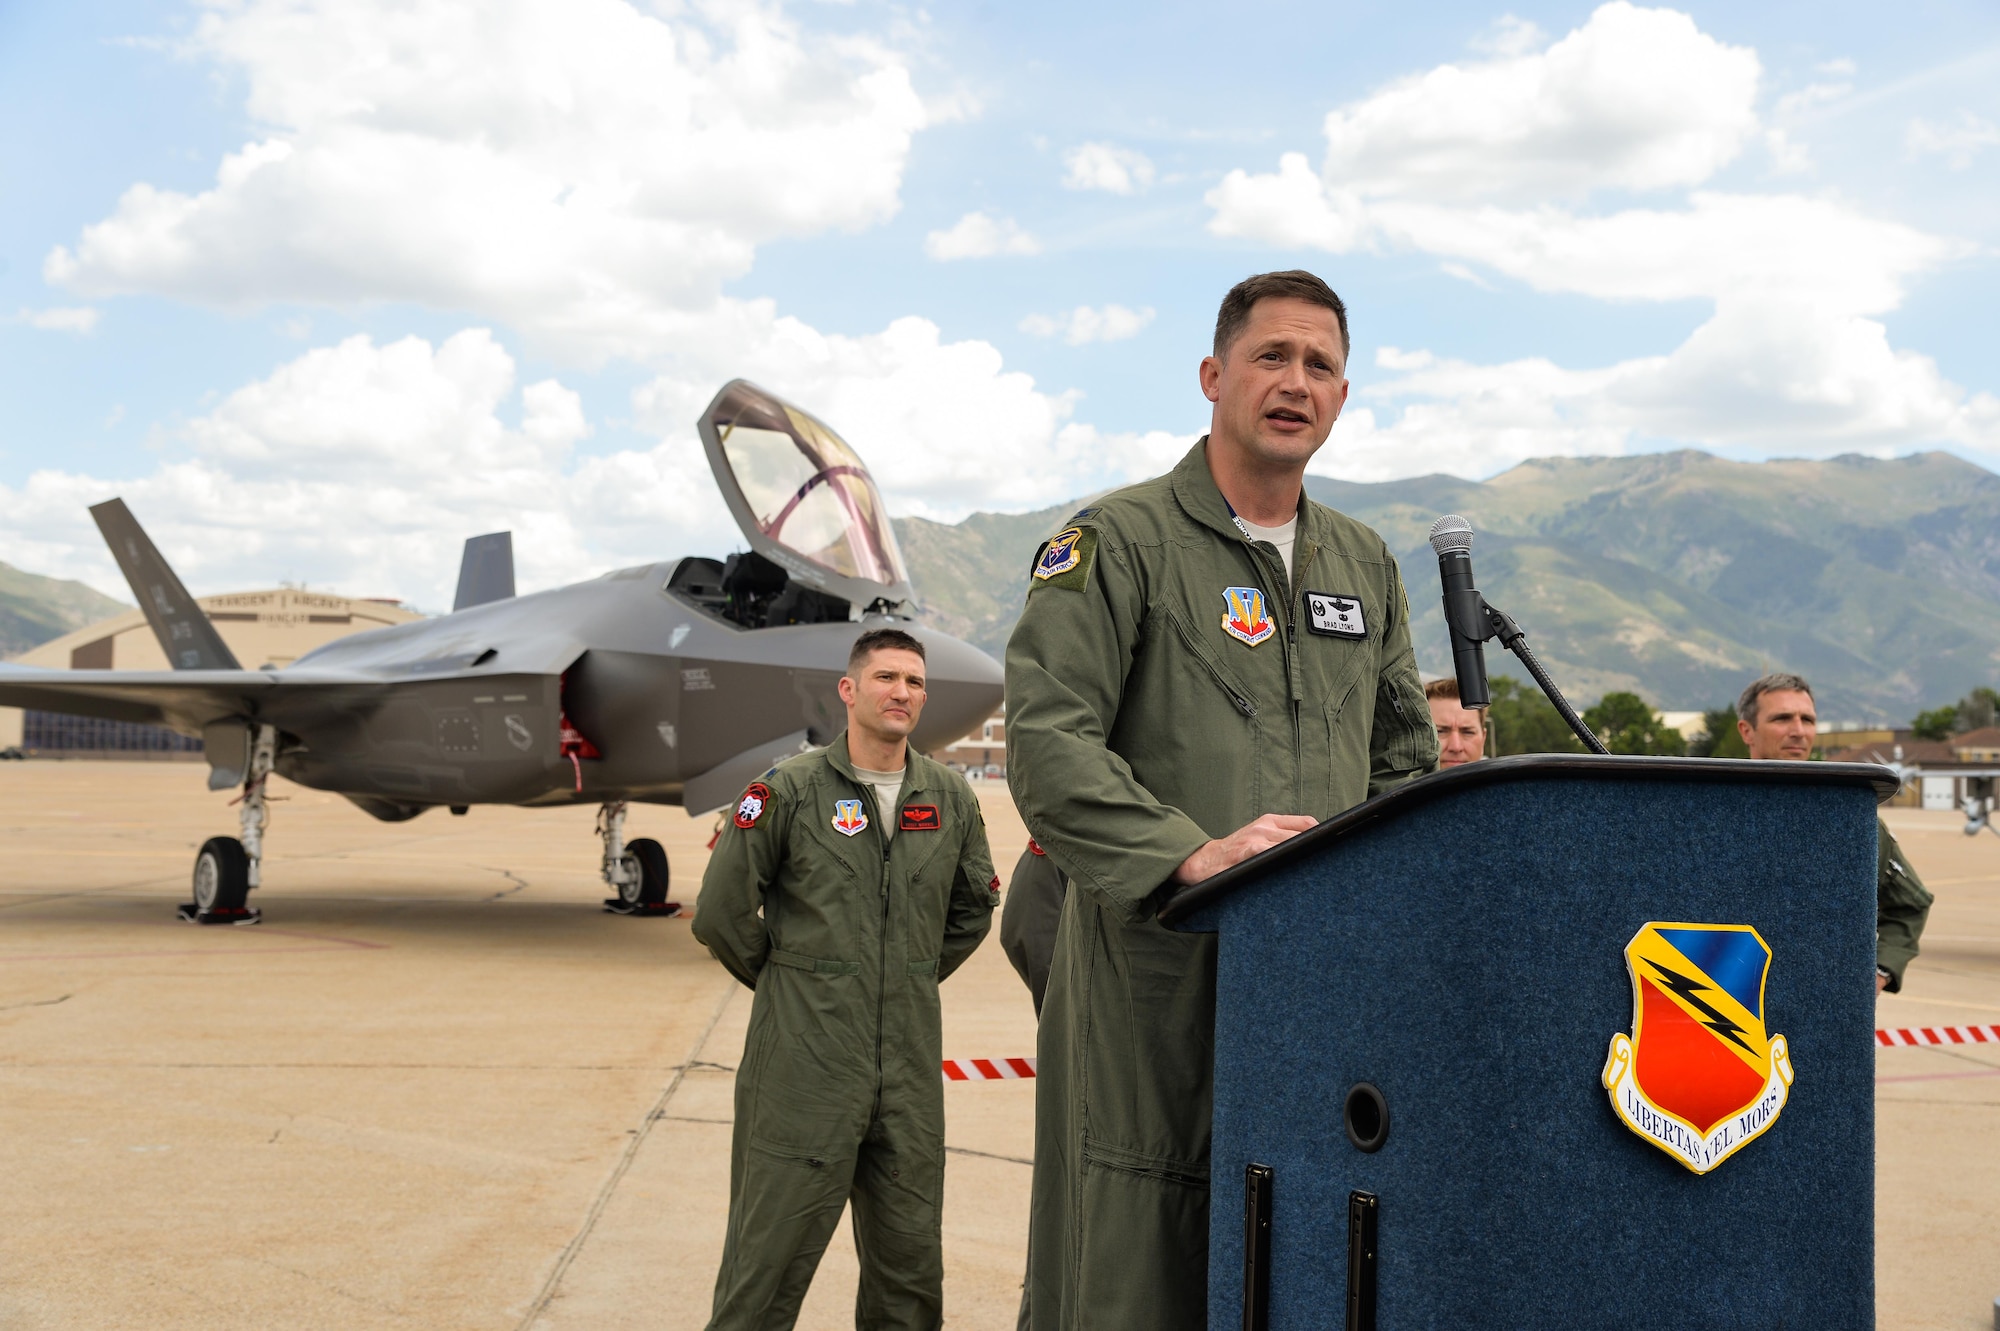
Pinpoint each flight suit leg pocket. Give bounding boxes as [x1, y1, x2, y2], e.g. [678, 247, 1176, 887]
[1076, 1136, 1209, 1327]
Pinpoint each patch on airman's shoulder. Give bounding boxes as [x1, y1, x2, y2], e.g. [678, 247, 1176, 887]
[734, 782, 771, 829]
[1066, 506, 1100, 524]
[1030, 525, 1097, 591]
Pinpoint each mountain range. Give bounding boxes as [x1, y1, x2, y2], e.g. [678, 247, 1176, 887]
[896, 449, 2000, 722]
[4, 450, 1995, 722]
[0, 561, 129, 661]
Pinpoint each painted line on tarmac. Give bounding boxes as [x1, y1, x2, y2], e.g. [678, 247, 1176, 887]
[0, 928, 388, 962]
[1876, 1067, 2000, 1084]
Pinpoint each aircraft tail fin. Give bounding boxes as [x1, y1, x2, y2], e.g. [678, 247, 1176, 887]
[87, 498, 242, 671]
[453, 532, 516, 611]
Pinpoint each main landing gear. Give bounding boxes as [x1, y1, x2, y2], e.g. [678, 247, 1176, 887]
[598, 801, 680, 916]
[179, 724, 276, 926]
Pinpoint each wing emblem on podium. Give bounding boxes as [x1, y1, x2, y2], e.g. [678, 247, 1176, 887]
[1602, 922, 1793, 1174]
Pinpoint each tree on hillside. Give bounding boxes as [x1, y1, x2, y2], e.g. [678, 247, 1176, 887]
[1582, 691, 1688, 756]
[1486, 676, 1586, 755]
[1689, 705, 1749, 758]
[1910, 687, 2000, 740]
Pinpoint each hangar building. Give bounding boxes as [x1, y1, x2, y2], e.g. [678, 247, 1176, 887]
[0, 588, 420, 754]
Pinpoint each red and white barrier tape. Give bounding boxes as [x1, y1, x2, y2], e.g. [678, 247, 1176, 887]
[1876, 1024, 2000, 1047]
[941, 1030, 1999, 1080]
[942, 1057, 1036, 1081]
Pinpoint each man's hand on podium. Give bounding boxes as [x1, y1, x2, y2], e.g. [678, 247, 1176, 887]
[1173, 814, 1318, 885]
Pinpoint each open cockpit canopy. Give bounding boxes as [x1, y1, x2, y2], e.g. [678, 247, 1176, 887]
[698, 380, 914, 613]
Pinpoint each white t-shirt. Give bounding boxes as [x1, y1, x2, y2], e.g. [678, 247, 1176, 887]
[1237, 514, 1298, 581]
[852, 764, 906, 840]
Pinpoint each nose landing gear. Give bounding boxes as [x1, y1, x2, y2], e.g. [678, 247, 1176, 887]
[597, 800, 680, 916]
[179, 724, 275, 925]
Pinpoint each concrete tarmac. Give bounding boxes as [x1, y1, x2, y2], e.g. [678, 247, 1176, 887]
[0, 764, 1994, 1329]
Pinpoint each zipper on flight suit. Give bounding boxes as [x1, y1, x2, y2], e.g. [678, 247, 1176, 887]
[1238, 531, 1308, 792]
[846, 776, 894, 1120]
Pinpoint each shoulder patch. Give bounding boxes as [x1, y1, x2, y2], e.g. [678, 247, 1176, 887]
[733, 782, 772, 829]
[1030, 525, 1098, 591]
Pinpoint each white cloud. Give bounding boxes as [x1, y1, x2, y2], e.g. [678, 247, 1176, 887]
[45, 0, 930, 365]
[1906, 112, 2000, 170]
[17, 306, 100, 333]
[1019, 304, 1155, 345]
[923, 211, 1041, 260]
[1061, 142, 1155, 195]
[1315, 1, 1759, 203]
[1203, 3, 1996, 475]
[1469, 15, 1547, 58]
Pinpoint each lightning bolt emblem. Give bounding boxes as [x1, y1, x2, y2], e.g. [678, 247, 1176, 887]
[1644, 958, 1755, 1054]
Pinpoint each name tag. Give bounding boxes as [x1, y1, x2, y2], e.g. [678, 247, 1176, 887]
[1304, 591, 1368, 639]
[900, 805, 941, 831]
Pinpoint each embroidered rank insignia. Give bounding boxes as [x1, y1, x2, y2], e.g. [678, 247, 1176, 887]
[1034, 527, 1086, 580]
[900, 804, 941, 832]
[733, 782, 771, 829]
[1220, 587, 1276, 646]
[1602, 922, 1793, 1174]
[831, 799, 869, 837]
[1305, 591, 1367, 639]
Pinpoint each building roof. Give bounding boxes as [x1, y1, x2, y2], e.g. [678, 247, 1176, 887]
[8, 588, 420, 672]
[1951, 726, 2000, 752]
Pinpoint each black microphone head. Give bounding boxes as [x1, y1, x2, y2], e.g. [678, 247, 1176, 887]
[1428, 514, 1473, 556]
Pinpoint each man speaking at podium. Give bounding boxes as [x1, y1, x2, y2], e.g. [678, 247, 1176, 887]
[1005, 270, 1438, 1328]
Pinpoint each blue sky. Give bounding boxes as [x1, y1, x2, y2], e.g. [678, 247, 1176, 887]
[3, 0, 1997, 606]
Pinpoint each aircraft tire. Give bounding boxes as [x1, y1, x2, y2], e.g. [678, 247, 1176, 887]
[621, 837, 670, 906]
[193, 837, 251, 913]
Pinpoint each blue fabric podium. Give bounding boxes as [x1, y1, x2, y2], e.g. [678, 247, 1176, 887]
[1161, 754, 1897, 1331]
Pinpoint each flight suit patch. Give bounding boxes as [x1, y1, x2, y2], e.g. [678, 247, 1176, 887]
[900, 805, 941, 831]
[1030, 526, 1097, 591]
[1304, 591, 1368, 639]
[831, 799, 869, 837]
[734, 782, 771, 828]
[1220, 586, 1276, 646]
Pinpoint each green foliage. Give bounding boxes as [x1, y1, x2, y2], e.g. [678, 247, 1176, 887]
[1689, 705, 1748, 758]
[1911, 705, 1958, 741]
[1910, 687, 2000, 740]
[1958, 687, 2000, 733]
[1582, 690, 1688, 756]
[1486, 676, 1586, 756]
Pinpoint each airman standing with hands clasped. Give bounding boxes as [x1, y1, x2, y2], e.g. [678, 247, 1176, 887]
[693, 627, 998, 1331]
[1004, 270, 1439, 1329]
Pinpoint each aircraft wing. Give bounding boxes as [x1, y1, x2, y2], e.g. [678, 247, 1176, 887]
[0, 664, 372, 733]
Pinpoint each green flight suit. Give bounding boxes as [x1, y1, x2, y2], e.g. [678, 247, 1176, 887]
[1004, 440, 1439, 1330]
[693, 737, 997, 1331]
[1876, 817, 1932, 991]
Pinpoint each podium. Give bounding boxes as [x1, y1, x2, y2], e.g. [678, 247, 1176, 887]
[1160, 754, 1897, 1331]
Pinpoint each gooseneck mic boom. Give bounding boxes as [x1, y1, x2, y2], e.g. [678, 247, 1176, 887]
[1425, 514, 1610, 756]
[1428, 516, 1489, 709]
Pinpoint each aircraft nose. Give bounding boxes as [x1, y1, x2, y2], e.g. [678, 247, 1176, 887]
[906, 626, 1004, 753]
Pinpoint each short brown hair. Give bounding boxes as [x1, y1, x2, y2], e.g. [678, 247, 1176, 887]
[1738, 672, 1812, 726]
[849, 627, 925, 672]
[1213, 270, 1350, 361]
[1424, 677, 1459, 701]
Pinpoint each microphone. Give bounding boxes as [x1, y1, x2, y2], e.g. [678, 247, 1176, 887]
[1428, 515, 1490, 709]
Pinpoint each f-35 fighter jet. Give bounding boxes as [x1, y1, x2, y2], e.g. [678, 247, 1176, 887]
[0, 381, 1004, 923]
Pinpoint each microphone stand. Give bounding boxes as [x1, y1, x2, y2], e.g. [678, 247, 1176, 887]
[1447, 596, 1610, 757]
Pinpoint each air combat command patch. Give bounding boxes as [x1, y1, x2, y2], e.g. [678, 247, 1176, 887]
[1221, 586, 1276, 646]
[1602, 922, 1793, 1174]
[831, 799, 870, 837]
[1030, 526, 1097, 591]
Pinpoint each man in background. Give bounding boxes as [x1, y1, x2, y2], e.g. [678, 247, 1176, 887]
[1425, 677, 1487, 767]
[1735, 672, 1932, 992]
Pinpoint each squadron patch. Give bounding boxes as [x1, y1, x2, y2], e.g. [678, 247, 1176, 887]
[734, 782, 771, 829]
[1220, 587, 1277, 646]
[1304, 591, 1368, 639]
[1602, 922, 1794, 1174]
[900, 804, 941, 832]
[1030, 526, 1097, 591]
[831, 799, 869, 837]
